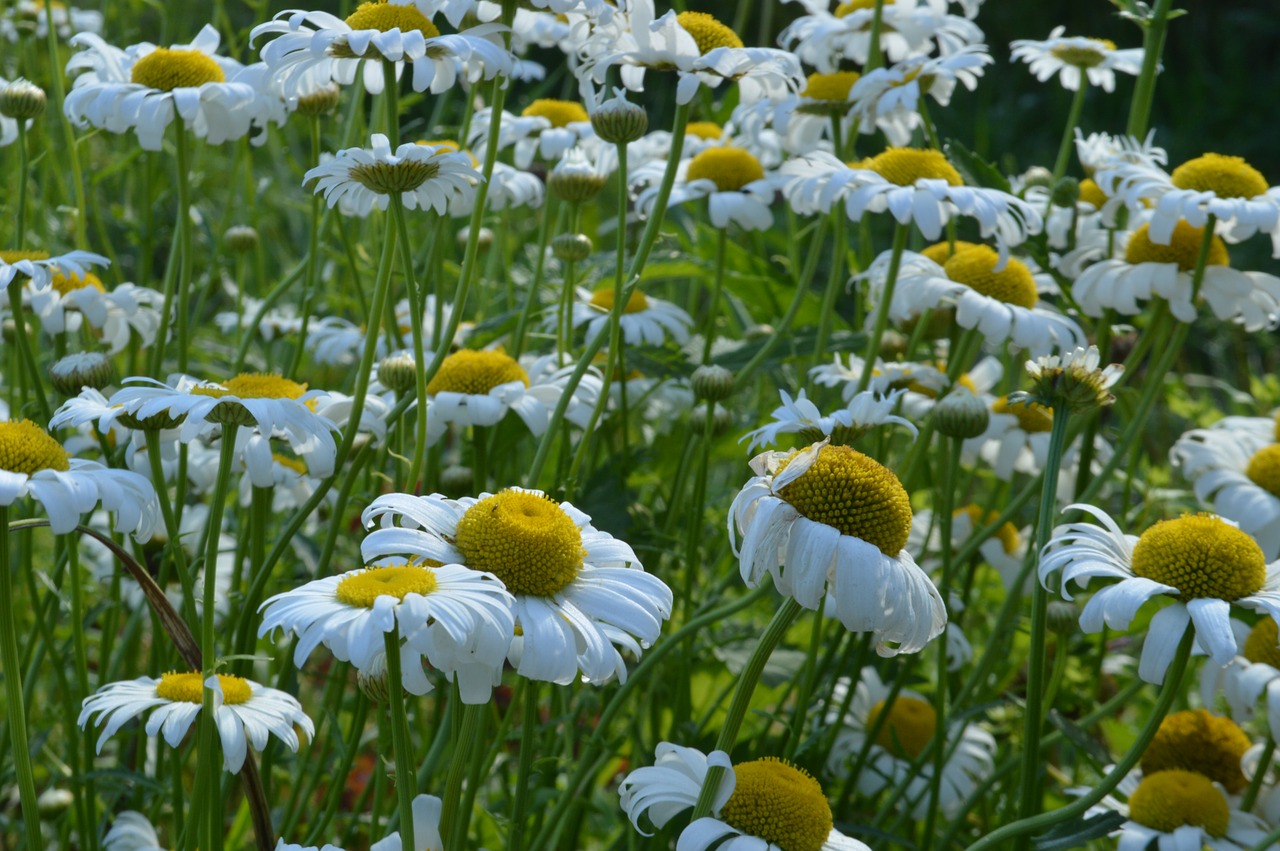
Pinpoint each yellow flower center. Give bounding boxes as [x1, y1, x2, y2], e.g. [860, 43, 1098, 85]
[1244, 617, 1280, 668]
[155, 671, 252, 706]
[777, 444, 913, 556]
[0, 419, 71, 475]
[1130, 514, 1266, 603]
[675, 11, 744, 54]
[1246, 444, 1280, 499]
[50, 271, 105, 296]
[1141, 709, 1252, 794]
[335, 565, 440, 608]
[273, 453, 308, 476]
[344, 1, 440, 36]
[802, 71, 860, 102]
[453, 489, 585, 597]
[943, 246, 1038, 308]
[426, 349, 530, 396]
[991, 395, 1053, 433]
[193, 373, 308, 400]
[834, 0, 894, 17]
[130, 48, 226, 91]
[1078, 178, 1107, 208]
[920, 240, 980, 265]
[1048, 38, 1116, 69]
[417, 139, 478, 167]
[956, 505, 1020, 555]
[589, 286, 649, 314]
[520, 99, 589, 128]
[1171, 153, 1269, 200]
[685, 147, 765, 192]
[1123, 221, 1229, 271]
[686, 121, 723, 141]
[718, 758, 833, 851]
[0, 249, 50, 264]
[864, 148, 963, 187]
[1127, 770, 1229, 837]
[867, 695, 937, 759]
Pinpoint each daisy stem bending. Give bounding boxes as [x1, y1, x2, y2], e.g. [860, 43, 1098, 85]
[383, 59, 401, 146]
[558, 203, 583, 360]
[855, 222, 911, 395]
[690, 597, 805, 820]
[382, 629, 418, 851]
[1125, 0, 1177, 139]
[389, 198, 431, 488]
[0, 509, 44, 846]
[1051, 83, 1088, 183]
[963, 626, 1195, 851]
[701, 228, 730, 363]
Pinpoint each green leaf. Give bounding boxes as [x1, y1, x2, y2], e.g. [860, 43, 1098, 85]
[946, 139, 1012, 193]
[1033, 811, 1127, 850]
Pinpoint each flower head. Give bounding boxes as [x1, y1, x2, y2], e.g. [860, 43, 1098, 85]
[306, 134, 482, 216]
[1010, 26, 1143, 92]
[1018, 345, 1122, 413]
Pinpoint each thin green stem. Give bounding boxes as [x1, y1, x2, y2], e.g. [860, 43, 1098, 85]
[812, 213, 848, 365]
[702, 228, 730, 363]
[1125, 0, 1177, 139]
[5, 277, 52, 422]
[855, 222, 911, 394]
[441, 700, 482, 847]
[1242, 738, 1275, 813]
[383, 629, 418, 851]
[0, 509, 43, 846]
[1052, 83, 1089, 181]
[507, 680, 540, 851]
[390, 199, 430, 489]
[15, 120, 28, 245]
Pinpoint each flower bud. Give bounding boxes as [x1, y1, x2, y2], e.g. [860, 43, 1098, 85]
[457, 226, 494, 251]
[49, 351, 116, 396]
[224, 225, 259, 254]
[1047, 600, 1078, 634]
[552, 233, 592, 263]
[689, 404, 733, 437]
[548, 167, 605, 203]
[440, 464, 474, 494]
[37, 788, 74, 817]
[377, 352, 418, 395]
[591, 89, 649, 144]
[1050, 177, 1081, 208]
[1020, 165, 1053, 192]
[0, 78, 46, 120]
[932, 390, 990, 439]
[295, 84, 341, 117]
[690, 364, 734, 402]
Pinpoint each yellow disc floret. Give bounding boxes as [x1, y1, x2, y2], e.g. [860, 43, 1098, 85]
[427, 349, 530, 396]
[921, 240, 980, 265]
[589, 286, 649, 314]
[453, 489, 585, 597]
[865, 147, 963, 187]
[1141, 709, 1252, 793]
[957, 505, 1021, 555]
[131, 48, 226, 91]
[1127, 770, 1229, 837]
[834, 0, 895, 17]
[50, 271, 106, 296]
[1048, 38, 1116, 69]
[1123, 221, 1229, 271]
[0, 249, 51, 263]
[685, 147, 765, 192]
[777, 444, 913, 555]
[991, 395, 1053, 433]
[521, 99, 589, 128]
[943, 246, 1038, 308]
[718, 757, 833, 851]
[802, 71, 861, 102]
[686, 121, 723, 141]
[1078, 178, 1107, 208]
[194, 373, 308, 400]
[675, 11, 744, 53]
[156, 671, 252, 705]
[868, 696, 937, 759]
[1246, 444, 1280, 499]
[1130, 514, 1266, 603]
[1243, 617, 1280, 668]
[0, 419, 71, 475]
[335, 565, 440, 608]
[1171, 153, 1269, 200]
[344, 0, 440, 36]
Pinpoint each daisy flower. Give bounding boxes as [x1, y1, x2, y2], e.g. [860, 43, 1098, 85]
[619, 741, 871, 851]
[1200, 618, 1280, 738]
[569, 284, 693, 347]
[847, 46, 993, 147]
[277, 794, 443, 851]
[825, 668, 997, 818]
[631, 145, 779, 231]
[0, 76, 32, 146]
[1040, 505, 1280, 684]
[251, 2, 512, 99]
[2, 0, 102, 42]
[26, 269, 163, 354]
[469, 99, 596, 169]
[1010, 26, 1144, 92]
[1171, 423, 1280, 560]
[63, 25, 257, 151]
[79, 672, 313, 773]
[103, 811, 163, 851]
[418, 0, 611, 29]
[0, 248, 108, 289]
[740, 388, 917, 452]
[1075, 128, 1167, 177]
[779, 0, 984, 73]
[730, 440, 946, 656]
[360, 487, 673, 686]
[305, 134, 482, 216]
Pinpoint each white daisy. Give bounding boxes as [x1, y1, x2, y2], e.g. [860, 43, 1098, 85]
[730, 440, 946, 656]
[305, 134, 482, 217]
[418, 0, 611, 29]
[779, 0, 983, 73]
[847, 46, 993, 147]
[1171, 424, 1280, 560]
[79, 672, 313, 773]
[26, 270, 163, 354]
[0, 248, 108, 290]
[1040, 504, 1280, 684]
[569, 284, 693, 347]
[1010, 27, 1144, 92]
[2, 0, 103, 42]
[360, 487, 673, 686]
[306, 296, 469, 367]
[277, 793, 443, 851]
[469, 99, 596, 170]
[1074, 128, 1167, 176]
[1200, 618, 1280, 738]
[632, 145, 779, 231]
[619, 741, 871, 851]
[103, 811, 163, 851]
[740, 388, 917, 452]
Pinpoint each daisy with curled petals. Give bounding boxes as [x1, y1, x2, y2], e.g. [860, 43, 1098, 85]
[0, 248, 108, 289]
[824, 668, 996, 818]
[469, 99, 597, 170]
[251, 2, 512, 98]
[619, 741, 871, 851]
[1171, 423, 1280, 560]
[569, 284, 693, 347]
[1010, 27, 1144, 92]
[258, 557, 515, 701]
[306, 134, 482, 217]
[740, 388, 917, 452]
[632, 145, 780, 231]
[1040, 505, 1280, 684]
[63, 25, 256, 151]
[847, 46, 993, 146]
[730, 440, 946, 656]
[361, 486, 673, 686]
[80, 673, 311, 774]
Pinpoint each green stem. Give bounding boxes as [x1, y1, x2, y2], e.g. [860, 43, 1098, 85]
[512, 195, 557, 357]
[5, 277, 52, 422]
[626, 101, 692, 281]
[15, 119, 28, 245]
[812, 213, 848, 365]
[701, 228, 730, 363]
[865, 0, 888, 72]
[856, 222, 911, 394]
[390, 199, 430, 489]
[383, 629, 418, 851]
[441, 700, 482, 847]
[507, 680, 540, 851]
[1125, 0, 1177, 139]
[1052, 83, 1088, 182]
[0, 509, 43, 846]
[1242, 738, 1275, 813]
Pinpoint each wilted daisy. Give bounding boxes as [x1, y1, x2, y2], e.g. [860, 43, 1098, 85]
[79, 672, 312, 773]
[632, 145, 779, 231]
[361, 487, 673, 686]
[825, 668, 997, 818]
[569, 284, 693, 346]
[1171, 424, 1280, 560]
[619, 741, 871, 851]
[25, 270, 163, 354]
[1010, 27, 1144, 92]
[306, 134, 482, 216]
[251, 2, 512, 98]
[64, 25, 257, 150]
[470, 99, 596, 169]
[0, 248, 108, 289]
[1040, 505, 1280, 684]
[740, 388, 917, 452]
[730, 440, 946, 656]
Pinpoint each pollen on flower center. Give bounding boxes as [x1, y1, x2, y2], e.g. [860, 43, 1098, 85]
[1243, 617, 1280, 668]
[335, 565, 439, 608]
[921, 240, 980, 265]
[868, 696, 937, 759]
[50, 271, 106, 296]
[344, 1, 440, 37]
[718, 757, 834, 851]
[1048, 38, 1116, 69]
[865, 148, 963, 187]
[685, 147, 765, 192]
[0, 249, 51, 264]
[1141, 709, 1252, 794]
[991, 395, 1053, 433]
[193, 372, 308, 400]
[521, 99, 589, 128]
[1130, 515, 1266, 603]
[1246, 444, 1280, 499]
[685, 121, 723, 141]
[0, 419, 71, 475]
[453, 489, 585, 597]
[1123, 221, 1229, 271]
[273, 453, 308, 476]
[943, 246, 1038, 308]
[802, 71, 860, 102]
[155, 671, 252, 705]
[589, 286, 649, 314]
[427, 349, 530, 396]
[1171, 153, 1269, 200]
[1127, 770, 1229, 837]
[1078, 178, 1107, 208]
[834, 0, 895, 17]
[349, 158, 442, 196]
[957, 505, 1020, 555]
[777, 444, 913, 556]
[130, 48, 226, 91]
[674, 11, 744, 54]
